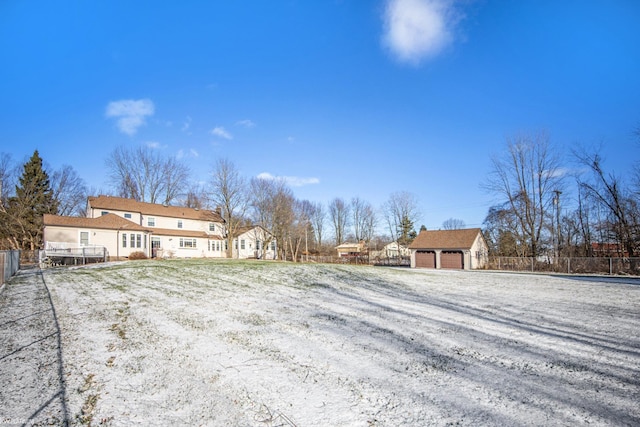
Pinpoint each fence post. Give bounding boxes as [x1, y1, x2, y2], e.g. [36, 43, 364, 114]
[567, 258, 571, 274]
[1, 252, 5, 285]
[609, 258, 613, 275]
[531, 257, 534, 272]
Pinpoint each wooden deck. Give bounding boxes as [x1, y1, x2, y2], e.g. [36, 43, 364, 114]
[42, 246, 108, 266]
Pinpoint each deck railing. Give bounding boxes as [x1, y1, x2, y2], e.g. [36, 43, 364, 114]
[41, 243, 108, 266]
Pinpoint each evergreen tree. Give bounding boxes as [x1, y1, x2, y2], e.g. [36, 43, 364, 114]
[4, 150, 57, 250]
[397, 215, 417, 246]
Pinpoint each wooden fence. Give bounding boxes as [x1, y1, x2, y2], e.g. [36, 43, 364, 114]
[0, 250, 21, 285]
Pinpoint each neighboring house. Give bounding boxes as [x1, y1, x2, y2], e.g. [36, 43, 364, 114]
[232, 225, 277, 259]
[591, 242, 629, 257]
[335, 241, 366, 257]
[409, 228, 488, 270]
[380, 241, 410, 258]
[43, 195, 227, 259]
[370, 242, 410, 261]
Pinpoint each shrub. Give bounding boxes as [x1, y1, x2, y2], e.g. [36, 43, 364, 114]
[128, 251, 148, 260]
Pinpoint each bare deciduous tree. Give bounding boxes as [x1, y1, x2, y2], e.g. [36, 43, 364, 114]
[574, 148, 638, 257]
[309, 201, 326, 251]
[288, 199, 312, 262]
[106, 145, 190, 205]
[0, 153, 17, 248]
[297, 200, 316, 259]
[483, 204, 521, 256]
[0, 153, 17, 204]
[573, 183, 595, 256]
[51, 165, 88, 216]
[483, 132, 564, 257]
[209, 158, 248, 258]
[249, 175, 294, 260]
[180, 182, 209, 210]
[382, 191, 420, 247]
[351, 197, 377, 243]
[442, 218, 466, 230]
[329, 198, 350, 245]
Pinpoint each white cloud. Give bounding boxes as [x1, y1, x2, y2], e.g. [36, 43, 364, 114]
[257, 172, 320, 187]
[182, 116, 192, 133]
[105, 99, 155, 135]
[545, 167, 570, 179]
[146, 141, 165, 149]
[176, 148, 199, 159]
[257, 172, 276, 180]
[211, 126, 233, 140]
[236, 119, 256, 128]
[382, 0, 457, 65]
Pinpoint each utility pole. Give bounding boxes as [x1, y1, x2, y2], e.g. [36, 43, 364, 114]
[553, 190, 562, 258]
[305, 222, 308, 262]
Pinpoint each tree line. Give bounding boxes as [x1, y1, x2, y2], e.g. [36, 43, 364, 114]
[0, 151, 86, 251]
[482, 130, 640, 259]
[0, 147, 424, 258]
[3, 129, 637, 261]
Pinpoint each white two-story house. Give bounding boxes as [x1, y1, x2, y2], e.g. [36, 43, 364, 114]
[43, 195, 227, 259]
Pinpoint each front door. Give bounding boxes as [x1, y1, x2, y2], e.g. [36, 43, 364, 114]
[151, 237, 161, 258]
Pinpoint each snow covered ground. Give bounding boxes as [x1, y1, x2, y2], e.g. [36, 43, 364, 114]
[6, 260, 640, 425]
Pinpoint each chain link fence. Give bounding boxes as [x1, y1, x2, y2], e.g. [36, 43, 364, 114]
[488, 257, 640, 276]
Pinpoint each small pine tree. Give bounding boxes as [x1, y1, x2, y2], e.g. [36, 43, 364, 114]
[6, 150, 58, 250]
[397, 215, 417, 246]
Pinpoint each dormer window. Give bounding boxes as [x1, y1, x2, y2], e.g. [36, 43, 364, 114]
[148, 217, 155, 227]
[209, 223, 215, 232]
[177, 220, 183, 229]
[124, 213, 132, 219]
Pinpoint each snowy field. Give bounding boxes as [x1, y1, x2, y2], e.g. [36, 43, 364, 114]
[38, 260, 640, 425]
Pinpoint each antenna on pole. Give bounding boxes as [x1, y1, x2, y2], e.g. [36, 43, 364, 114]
[553, 189, 562, 258]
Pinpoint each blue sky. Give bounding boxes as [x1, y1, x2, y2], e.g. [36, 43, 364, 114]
[1, 0, 639, 230]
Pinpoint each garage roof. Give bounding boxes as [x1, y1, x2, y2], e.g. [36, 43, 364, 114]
[408, 228, 483, 250]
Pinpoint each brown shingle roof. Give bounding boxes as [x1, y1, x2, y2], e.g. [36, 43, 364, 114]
[43, 213, 148, 231]
[408, 228, 483, 250]
[231, 225, 271, 238]
[87, 195, 224, 223]
[44, 214, 225, 239]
